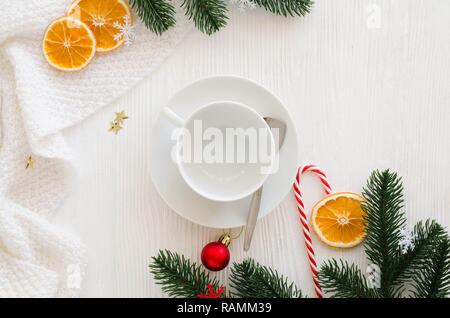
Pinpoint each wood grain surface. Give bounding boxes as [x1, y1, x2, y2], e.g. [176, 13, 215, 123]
[55, 0, 450, 297]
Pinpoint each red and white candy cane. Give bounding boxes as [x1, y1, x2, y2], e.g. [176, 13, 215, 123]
[293, 165, 332, 298]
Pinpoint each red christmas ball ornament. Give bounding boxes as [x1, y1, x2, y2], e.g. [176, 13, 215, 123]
[201, 234, 231, 271]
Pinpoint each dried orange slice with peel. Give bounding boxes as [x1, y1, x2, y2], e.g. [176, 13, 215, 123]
[42, 17, 96, 72]
[311, 192, 366, 248]
[66, 0, 132, 53]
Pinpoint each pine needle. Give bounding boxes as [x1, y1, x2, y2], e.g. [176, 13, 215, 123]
[253, 0, 313, 17]
[129, 0, 176, 35]
[149, 249, 221, 297]
[411, 235, 450, 298]
[130, 0, 313, 35]
[361, 169, 406, 297]
[229, 258, 303, 298]
[319, 260, 379, 298]
[393, 220, 446, 285]
[181, 0, 228, 35]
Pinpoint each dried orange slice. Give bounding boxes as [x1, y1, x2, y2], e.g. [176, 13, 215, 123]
[66, 0, 132, 53]
[311, 192, 366, 248]
[42, 17, 96, 72]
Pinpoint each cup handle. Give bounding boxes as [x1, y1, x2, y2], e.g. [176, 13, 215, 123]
[162, 107, 184, 127]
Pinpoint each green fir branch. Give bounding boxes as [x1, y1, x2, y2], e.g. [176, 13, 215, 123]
[361, 169, 406, 297]
[393, 220, 446, 286]
[181, 0, 228, 35]
[320, 169, 450, 298]
[411, 235, 450, 298]
[130, 0, 313, 35]
[319, 260, 379, 298]
[129, 0, 177, 35]
[253, 0, 313, 17]
[149, 249, 221, 297]
[229, 258, 303, 298]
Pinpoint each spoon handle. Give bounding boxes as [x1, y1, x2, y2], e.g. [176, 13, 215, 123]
[243, 186, 263, 251]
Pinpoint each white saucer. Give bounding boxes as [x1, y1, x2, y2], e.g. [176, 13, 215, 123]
[149, 75, 299, 228]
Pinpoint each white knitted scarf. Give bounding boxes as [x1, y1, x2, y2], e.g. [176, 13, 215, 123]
[0, 0, 190, 297]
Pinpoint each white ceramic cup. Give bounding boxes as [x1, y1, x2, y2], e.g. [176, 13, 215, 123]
[162, 101, 275, 202]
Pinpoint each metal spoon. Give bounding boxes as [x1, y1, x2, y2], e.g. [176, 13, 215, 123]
[243, 117, 287, 251]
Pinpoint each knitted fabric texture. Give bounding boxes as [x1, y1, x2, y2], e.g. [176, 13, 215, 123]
[0, 0, 191, 297]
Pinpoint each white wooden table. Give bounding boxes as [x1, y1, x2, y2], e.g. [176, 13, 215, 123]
[55, 0, 450, 297]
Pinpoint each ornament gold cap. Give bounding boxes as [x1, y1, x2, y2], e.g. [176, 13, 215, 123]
[218, 233, 232, 247]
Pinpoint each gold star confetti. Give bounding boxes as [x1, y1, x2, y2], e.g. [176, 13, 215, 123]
[25, 155, 34, 169]
[109, 121, 123, 135]
[114, 110, 128, 124]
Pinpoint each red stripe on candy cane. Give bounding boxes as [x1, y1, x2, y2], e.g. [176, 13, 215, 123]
[293, 165, 332, 298]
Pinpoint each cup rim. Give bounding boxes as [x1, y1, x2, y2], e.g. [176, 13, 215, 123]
[175, 100, 275, 202]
